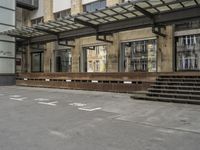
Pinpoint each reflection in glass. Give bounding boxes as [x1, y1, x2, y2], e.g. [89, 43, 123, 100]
[31, 52, 43, 72]
[55, 49, 72, 72]
[122, 39, 157, 72]
[176, 35, 200, 71]
[85, 45, 107, 72]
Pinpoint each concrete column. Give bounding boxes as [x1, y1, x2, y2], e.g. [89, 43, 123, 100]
[157, 25, 174, 72]
[107, 0, 120, 6]
[72, 39, 81, 72]
[71, 0, 83, 15]
[71, 0, 82, 72]
[106, 0, 120, 72]
[26, 45, 31, 73]
[107, 34, 119, 72]
[43, 0, 54, 72]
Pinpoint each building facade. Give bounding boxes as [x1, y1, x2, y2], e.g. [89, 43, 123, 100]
[8, 0, 200, 89]
[0, 0, 16, 85]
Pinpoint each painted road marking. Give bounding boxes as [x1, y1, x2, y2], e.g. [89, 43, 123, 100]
[78, 107, 102, 112]
[34, 98, 49, 101]
[10, 95, 22, 98]
[69, 103, 86, 107]
[38, 101, 58, 106]
[10, 97, 27, 101]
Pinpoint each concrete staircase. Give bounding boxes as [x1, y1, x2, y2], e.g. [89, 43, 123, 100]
[131, 74, 200, 105]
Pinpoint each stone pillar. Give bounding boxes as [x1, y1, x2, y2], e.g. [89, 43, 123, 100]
[71, 0, 83, 15]
[71, 0, 83, 72]
[157, 25, 174, 72]
[106, 0, 120, 72]
[72, 40, 81, 72]
[43, 0, 54, 72]
[107, 0, 121, 6]
[107, 34, 119, 72]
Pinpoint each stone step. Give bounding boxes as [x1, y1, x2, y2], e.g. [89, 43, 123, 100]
[151, 84, 200, 91]
[155, 81, 200, 86]
[157, 78, 200, 82]
[159, 75, 200, 79]
[148, 88, 200, 95]
[131, 95, 200, 105]
[146, 92, 200, 100]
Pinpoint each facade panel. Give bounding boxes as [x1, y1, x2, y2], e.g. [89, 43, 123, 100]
[0, 0, 15, 10]
[0, 0, 16, 85]
[0, 8, 15, 26]
[53, 0, 71, 13]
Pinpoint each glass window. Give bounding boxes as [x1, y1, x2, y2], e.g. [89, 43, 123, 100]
[83, 0, 106, 12]
[83, 45, 107, 72]
[55, 49, 72, 72]
[31, 52, 44, 72]
[176, 35, 200, 71]
[54, 9, 71, 20]
[121, 39, 157, 72]
[31, 17, 44, 26]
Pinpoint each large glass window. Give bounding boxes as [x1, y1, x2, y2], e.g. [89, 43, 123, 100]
[82, 45, 107, 72]
[31, 52, 44, 72]
[55, 49, 72, 72]
[121, 39, 157, 72]
[176, 35, 200, 71]
[83, 0, 106, 12]
[54, 9, 71, 20]
[31, 17, 44, 26]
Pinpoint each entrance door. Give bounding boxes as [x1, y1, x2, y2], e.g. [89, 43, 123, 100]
[31, 52, 44, 72]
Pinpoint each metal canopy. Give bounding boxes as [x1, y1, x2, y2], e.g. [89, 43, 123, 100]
[1, 0, 200, 43]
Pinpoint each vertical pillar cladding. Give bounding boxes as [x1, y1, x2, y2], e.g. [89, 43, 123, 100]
[106, 0, 121, 72]
[107, 0, 121, 6]
[71, 0, 83, 72]
[43, 0, 54, 72]
[157, 25, 174, 72]
[71, 0, 83, 15]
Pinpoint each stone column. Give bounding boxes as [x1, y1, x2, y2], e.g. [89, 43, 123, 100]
[71, 0, 83, 72]
[43, 0, 54, 72]
[157, 25, 174, 72]
[107, 0, 121, 6]
[71, 0, 83, 15]
[106, 0, 120, 72]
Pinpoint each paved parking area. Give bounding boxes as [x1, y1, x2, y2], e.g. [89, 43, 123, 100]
[0, 86, 200, 150]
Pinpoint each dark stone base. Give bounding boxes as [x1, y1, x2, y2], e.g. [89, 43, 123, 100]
[0, 74, 16, 86]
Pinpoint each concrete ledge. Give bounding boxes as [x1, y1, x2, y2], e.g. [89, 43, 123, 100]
[0, 74, 16, 86]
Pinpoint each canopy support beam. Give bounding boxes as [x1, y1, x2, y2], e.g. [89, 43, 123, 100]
[134, 4, 166, 37]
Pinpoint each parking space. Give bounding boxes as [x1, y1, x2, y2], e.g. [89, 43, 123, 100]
[0, 86, 200, 150]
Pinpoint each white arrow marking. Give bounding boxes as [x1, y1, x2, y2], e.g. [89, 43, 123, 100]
[78, 107, 102, 112]
[69, 103, 86, 107]
[34, 98, 49, 101]
[38, 101, 58, 106]
[10, 97, 27, 101]
[10, 95, 21, 98]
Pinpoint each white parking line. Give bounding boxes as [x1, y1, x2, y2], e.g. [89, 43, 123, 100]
[78, 107, 102, 112]
[38, 101, 58, 106]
